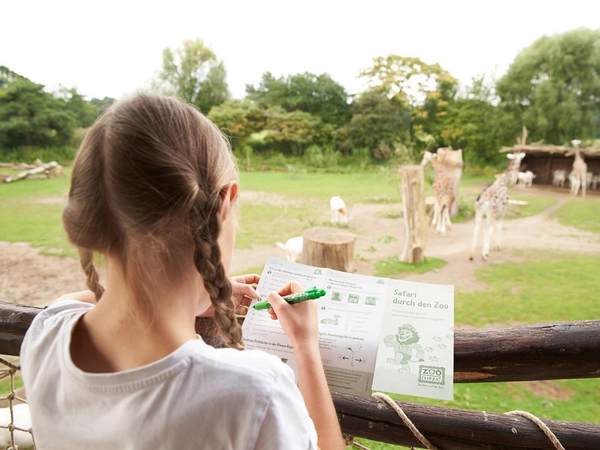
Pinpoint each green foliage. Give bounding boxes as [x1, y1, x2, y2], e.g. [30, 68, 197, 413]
[153, 38, 230, 114]
[339, 90, 409, 159]
[246, 71, 351, 127]
[208, 99, 266, 150]
[496, 28, 600, 144]
[0, 146, 76, 164]
[0, 77, 77, 148]
[55, 86, 99, 128]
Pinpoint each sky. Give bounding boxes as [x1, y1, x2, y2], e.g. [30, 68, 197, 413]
[3, 0, 599, 101]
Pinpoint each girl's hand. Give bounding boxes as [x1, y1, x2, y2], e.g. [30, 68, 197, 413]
[266, 281, 319, 349]
[197, 274, 260, 317]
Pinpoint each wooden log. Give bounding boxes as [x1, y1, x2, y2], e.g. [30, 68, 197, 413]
[454, 320, 600, 383]
[335, 392, 600, 449]
[301, 226, 356, 272]
[4, 161, 62, 183]
[399, 165, 427, 263]
[2, 302, 598, 383]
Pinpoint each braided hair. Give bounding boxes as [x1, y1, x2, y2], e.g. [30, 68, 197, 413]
[62, 92, 244, 349]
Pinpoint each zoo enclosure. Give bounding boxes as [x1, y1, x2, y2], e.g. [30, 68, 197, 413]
[0, 301, 599, 449]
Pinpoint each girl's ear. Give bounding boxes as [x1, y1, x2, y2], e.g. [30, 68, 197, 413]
[218, 182, 239, 222]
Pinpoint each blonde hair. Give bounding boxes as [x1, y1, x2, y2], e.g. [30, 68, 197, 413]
[63, 92, 244, 349]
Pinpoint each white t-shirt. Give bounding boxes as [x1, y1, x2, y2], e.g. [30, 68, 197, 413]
[20, 300, 317, 450]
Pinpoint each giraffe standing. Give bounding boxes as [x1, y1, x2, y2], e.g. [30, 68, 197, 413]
[421, 150, 455, 235]
[568, 140, 587, 197]
[469, 152, 526, 261]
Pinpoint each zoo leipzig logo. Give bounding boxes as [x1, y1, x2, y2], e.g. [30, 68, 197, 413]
[418, 366, 446, 386]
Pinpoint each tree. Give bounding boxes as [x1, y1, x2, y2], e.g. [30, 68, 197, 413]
[246, 72, 350, 127]
[0, 77, 76, 148]
[359, 55, 458, 144]
[208, 99, 266, 150]
[55, 86, 99, 128]
[436, 75, 512, 166]
[153, 39, 230, 114]
[338, 90, 407, 159]
[496, 28, 600, 144]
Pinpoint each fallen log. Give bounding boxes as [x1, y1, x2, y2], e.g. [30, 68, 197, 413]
[4, 161, 63, 183]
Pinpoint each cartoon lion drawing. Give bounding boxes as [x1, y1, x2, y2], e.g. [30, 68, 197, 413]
[383, 324, 424, 374]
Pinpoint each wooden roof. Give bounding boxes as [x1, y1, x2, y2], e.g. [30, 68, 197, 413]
[500, 144, 600, 157]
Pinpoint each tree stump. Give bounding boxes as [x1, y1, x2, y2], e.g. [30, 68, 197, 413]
[399, 165, 427, 264]
[301, 227, 356, 272]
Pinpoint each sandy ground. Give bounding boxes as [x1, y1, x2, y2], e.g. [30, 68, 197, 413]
[2, 185, 599, 308]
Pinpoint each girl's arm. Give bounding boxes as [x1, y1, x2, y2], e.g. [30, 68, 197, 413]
[267, 282, 345, 450]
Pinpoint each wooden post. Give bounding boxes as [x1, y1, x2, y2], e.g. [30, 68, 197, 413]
[301, 226, 356, 272]
[399, 166, 427, 264]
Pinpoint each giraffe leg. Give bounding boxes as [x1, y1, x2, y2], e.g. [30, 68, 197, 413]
[431, 201, 440, 229]
[481, 212, 495, 261]
[494, 215, 505, 250]
[444, 202, 452, 231]
[438, 205, 447, 235]
[469, 208, 483, 261]
[582, 174, 587, 197]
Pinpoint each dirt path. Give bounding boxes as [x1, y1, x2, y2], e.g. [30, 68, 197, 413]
[2, 186, 599, 307]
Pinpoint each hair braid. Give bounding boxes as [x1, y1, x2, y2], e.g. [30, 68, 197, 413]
[191, 196, 244, 350]
[79, 248, 104, 302]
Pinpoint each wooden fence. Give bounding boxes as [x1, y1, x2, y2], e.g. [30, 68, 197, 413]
[1, 301, 599, 449]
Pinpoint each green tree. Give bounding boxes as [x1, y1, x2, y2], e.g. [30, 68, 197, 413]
[262, 106, 323, 155]
[208, 99, 266, 150]
[55, 86, 99, 128]
[496, 28, 600, 144]
[246, 72, 350, 127]
[90, 97, 116, 116]
[0, 77, 76, 148]
[153, 39, 230, 114]
[338, 90, 407, 159]
[359, 55, 458, 144]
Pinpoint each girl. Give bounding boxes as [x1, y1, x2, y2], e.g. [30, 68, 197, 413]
[20, 93, 344, 449]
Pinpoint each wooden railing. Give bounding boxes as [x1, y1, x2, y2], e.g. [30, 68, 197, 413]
[2, 301, 599, 449]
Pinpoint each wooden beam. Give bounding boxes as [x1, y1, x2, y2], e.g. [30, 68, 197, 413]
[2, 302, 599, 383]
[335, 392, 600, 449]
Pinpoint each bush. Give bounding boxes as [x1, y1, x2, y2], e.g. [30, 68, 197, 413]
[0, 146, 76, 164]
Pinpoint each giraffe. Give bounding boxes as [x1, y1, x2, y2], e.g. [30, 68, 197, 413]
[568, 140, 587, 197]
[436, 146, 463, 217]
[421, 150, 455, 235]
[469, 152, 526, 261]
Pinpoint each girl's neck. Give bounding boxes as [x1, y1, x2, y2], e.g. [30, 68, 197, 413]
[70, 260, 209, 373]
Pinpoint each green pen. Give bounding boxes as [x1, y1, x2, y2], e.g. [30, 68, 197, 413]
[253, 287, 326, 310]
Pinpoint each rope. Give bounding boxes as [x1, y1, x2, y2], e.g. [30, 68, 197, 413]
[505, 410, 566, 450]
[372, 392, 440, 450]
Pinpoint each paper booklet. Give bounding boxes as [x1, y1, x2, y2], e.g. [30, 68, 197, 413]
[242, 256, 454, 401]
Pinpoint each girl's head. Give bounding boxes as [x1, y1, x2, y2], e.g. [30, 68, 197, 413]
[63, 92, 243, 349]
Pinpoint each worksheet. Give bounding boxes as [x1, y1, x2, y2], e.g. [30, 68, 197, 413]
[242, 257, 454, 400]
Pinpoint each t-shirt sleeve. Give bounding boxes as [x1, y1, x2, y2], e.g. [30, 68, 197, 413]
[253, 364, 318, 450]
